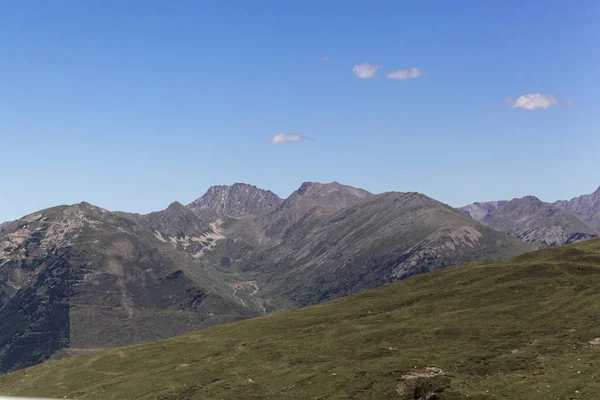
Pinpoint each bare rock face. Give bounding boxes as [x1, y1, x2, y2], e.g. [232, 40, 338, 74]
[480, 196, 598, 246]
[459, 201, 508, 221]
[188, 183, 282, 218]
[0, 222, 10, 233]
[553, 186, 600, 230]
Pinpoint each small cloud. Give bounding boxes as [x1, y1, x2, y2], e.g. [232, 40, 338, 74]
[269, 133, 306, 145]
[322, 56, 329, 62]
[506, 93, 558, 110]
[353, 63, 379, 79]
[385, 67, 425, 80]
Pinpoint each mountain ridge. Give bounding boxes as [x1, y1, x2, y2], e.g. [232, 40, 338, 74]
[480, 196, 598, 246]
[2, 181, 596, 373]
[553, 186, 600, 229]
[205, 189, 535, 309]
[458, 200, 508, 221]
[188, 183, 282, 218]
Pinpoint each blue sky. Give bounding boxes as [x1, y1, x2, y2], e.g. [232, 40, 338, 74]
[1, 1, 599, 221]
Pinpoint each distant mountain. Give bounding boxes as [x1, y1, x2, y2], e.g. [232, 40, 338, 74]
[480, 196, 598, 246]
[282, 181, 372, 212]
[188, 183, 282, 218]
[553, 186, 600, 230]
[208, 187, 535, 309]
[459, 200, 508, 221]
[0, 202, 255, 373]
[260, 181, 373, 238]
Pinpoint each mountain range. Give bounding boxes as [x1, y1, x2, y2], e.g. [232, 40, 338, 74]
[553, 186, 600, 229]
[1, 182, 598, 373]
[459, 187, 600, 246]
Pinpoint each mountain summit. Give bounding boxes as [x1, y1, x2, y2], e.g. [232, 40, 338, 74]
[188, 183, 282, 218]
[459, 200, 508, 221]
[480, 196, 598, 246]
[553, 186, 600, 230]
[283, 181, 372, 212]
[260, 181, 373, 238]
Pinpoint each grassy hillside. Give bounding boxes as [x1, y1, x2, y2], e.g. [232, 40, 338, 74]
[1, 240, 600, 399]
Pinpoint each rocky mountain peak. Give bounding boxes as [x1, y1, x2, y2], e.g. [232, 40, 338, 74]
[282, 181, 372, 212]
[188, 183, 282, 218]
[552, 186, 600, 230]
[480, 196, 598, 246]
[519, 195, 542, 203]
[296, 181, 317, 195]
[165, 201, 187, 212]
[0, 221, 10, 233]
[458, 200, 508, 221]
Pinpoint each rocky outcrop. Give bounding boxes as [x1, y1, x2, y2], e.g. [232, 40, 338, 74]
[188, 183, 282, 218]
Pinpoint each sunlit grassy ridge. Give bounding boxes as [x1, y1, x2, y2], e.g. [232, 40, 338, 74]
[1, 240, 600, 399]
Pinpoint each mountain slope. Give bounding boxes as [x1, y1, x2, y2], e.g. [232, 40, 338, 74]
[554, 186, 600, 230]
[3, 239, 600, 399]
[259, 181, 373, 239]
[480, 196, 598, 246]
[0, 221, 10, 233]
[459, 200, 508, 221]
[0, 203, 255, 373]
[211, 190, 535, 309]
[188, 183, 282, 218]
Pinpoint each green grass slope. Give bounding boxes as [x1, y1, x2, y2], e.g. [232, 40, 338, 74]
[2, 240, 600, 399]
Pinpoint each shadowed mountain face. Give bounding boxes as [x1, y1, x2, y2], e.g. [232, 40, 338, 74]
[459, 201, 508, 221]
[188, 183, 282, 218]
[480, 196, 598, 246]
[553, 186, 600, 230]
[0, 203, 255, 373]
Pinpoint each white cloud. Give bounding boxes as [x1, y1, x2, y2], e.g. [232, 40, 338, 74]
[506, 93, 558, 110]
[269, 133, 305, 145]
[385, 67, 425, 80]
[352, 63, 379, 79]
[322, 56, 329, 62]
